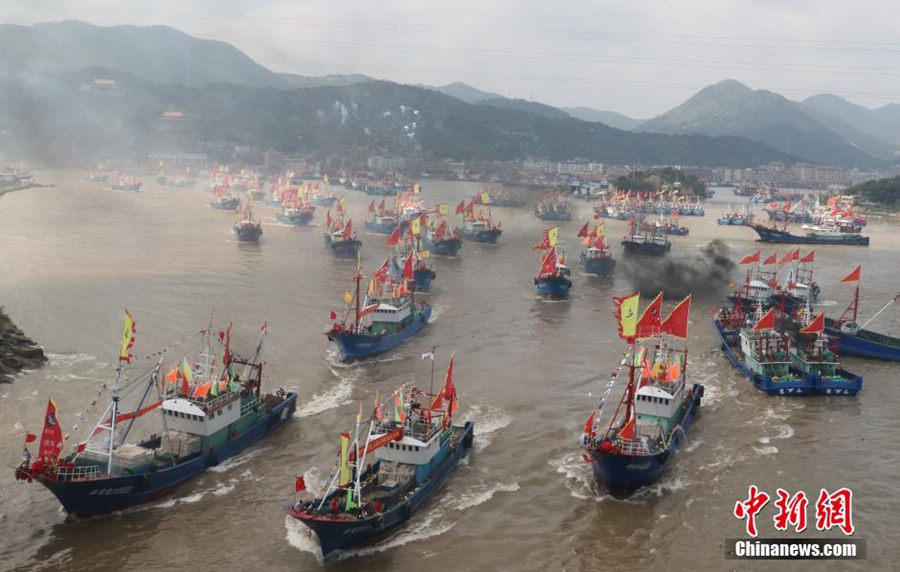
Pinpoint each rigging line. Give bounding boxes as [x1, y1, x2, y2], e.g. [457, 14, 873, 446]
[5, 1, 900, 48]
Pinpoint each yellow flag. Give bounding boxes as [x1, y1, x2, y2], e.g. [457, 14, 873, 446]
[411, 217, 421, 236]
[344, 291, 353, 304]
[547, 226, 559, 247]
[594, 223, 605, 237]
[339, 197, 346, 212]
[438, 203, 449, 216]
[339, 433, 351, 487]
[413, 184, 421, 194]
[481, 191, 491, 205]
[181, 357, 193, 385]
[616, 293, 640, 340]
[324, 174, 329, 183]
[418, 249, 430, 258]
[119, 310, 136, 363]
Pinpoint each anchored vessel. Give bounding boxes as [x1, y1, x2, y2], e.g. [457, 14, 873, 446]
[14, 313, 297, 519]
[825, 266, 900, 361]
[286, 359, 472, 558]
[748, 222, 869, 245]
[582, 294, 702, 497]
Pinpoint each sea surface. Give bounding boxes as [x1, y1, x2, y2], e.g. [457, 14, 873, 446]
[1, 174, 898, 571]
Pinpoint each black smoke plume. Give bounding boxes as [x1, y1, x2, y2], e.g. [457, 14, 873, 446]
[621, 240, 736, 299]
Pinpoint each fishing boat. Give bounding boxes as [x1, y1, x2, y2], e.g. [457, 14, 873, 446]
[364, 198, 399, 235]
[473, 187, 522, 207]
[155, 173, 168, 185]
[167, 173, 196, 188]
[457, 218, 502, 244]
[285, 358, 472, 557]
[84, 171, 108, 183]
[621, 219, 671, 256]
[324, 217, 362, 258]
[13, 313, 297, 519]
[768, 250, 820, 313]
[748, 222, 869, 245]
[534, 193, 572, 221]
[640, 215, 688, 236]
[276, 201, 316, 226]
[713, 305, 813, 396]
[534, 240, 572, 299]
[824, 266, 900, 361]
[790, 307, 862, 395]
[210, 184, 240, 210]
[582, 294, 702, 497]
[717, 205, 754, 225]
[389, 245, 436, 292]
[325, 259, 431, 361]
[311, 191, 338, 207]
[111, 175, 142, 192]
[422, 219, 462, 257]
[577, 222, 615, 277]
[233, 202, 263, 243]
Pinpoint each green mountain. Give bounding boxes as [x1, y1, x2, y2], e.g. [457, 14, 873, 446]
[0, 69, 795, 167]
[562, 107, 643, 130]
[477, 97, 570, 119]
[638, 80, 885, 168]
[803, 94, 900, 148]
[278, 73, 374, 89]
[0, 20, 286, 88]
[426, 82, 504, 104]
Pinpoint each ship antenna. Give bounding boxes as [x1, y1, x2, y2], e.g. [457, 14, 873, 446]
[429, 345, 436, 396]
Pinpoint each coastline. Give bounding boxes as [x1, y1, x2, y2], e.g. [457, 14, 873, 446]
[0, 308, 47, 383]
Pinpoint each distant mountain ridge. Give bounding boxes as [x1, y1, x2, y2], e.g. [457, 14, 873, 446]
[803, 93, 900, 148]
[562, 107, 644, 130]
[637, 80, 890, 168]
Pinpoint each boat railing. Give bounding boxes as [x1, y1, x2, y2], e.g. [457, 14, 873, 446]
[57, 464, 102, 481]
[240, 395, 259, 416]
[617, 439, 651, 456]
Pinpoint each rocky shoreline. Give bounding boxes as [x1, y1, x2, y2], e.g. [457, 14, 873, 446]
[0, 310, 47, 383]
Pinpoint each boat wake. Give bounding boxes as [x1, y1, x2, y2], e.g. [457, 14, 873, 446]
[45, 352, 97, 366]
[549, 451, 600, 501]
[297, 368, 356, 417]
[461, 403, 511, 453]
[445, 481, 520, 511]
[208, 446, 271, 473]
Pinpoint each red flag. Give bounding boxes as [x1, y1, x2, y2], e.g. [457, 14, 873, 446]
[25, 433, 36, 443]
[398, 278, 409, 296]
[762, 252, 778, 265]
[800, 311, 826, 334]
[402, 251, 414, 280]
[341, 219, 353, 239]
[538, 247, 557, 276]
[330, 310, 337, 320]
[455, 200, 465, 214]
[435, 220, 447, 240]
[465, 200, 474, 215]
[583, 412, 595, 437]
[635, 292, 663, 339]
[577, 221, 589, 238]
[368, 200, 375, 212]
[295, 475, 306, 492]
[800, 250, 815, 264]
[378, 197, 386, 213]
[841, 265, 861, 283]
[386, 225, 401, 246]
[659, 295, 691, 339]
[374, 258, 391, 282]
[38, 399, 64, 462]
[738, 250, 761, 265]
[778, 248, 799, 264]
[326, 210, 332, 229]
[619, 416, 635, 440]
[532, 233, 550, 250]
[76, 443, 86, 453]
[752, 307, 776, 331]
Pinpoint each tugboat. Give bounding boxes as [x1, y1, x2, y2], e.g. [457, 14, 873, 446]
[111, 174, 142, 192]
[285, 357, 473, 557]
[825, 265, 900, 361]
[13, 312, 297, 519]
[324, 215, 362, 258]
[713, 305, 812, 395]
[577, 221, 615, 277]
[621, 219, 671, 256]
[422, 219, 462, 257]
[210, 184, 240, 210]
[533, 228, 571, 299]
[233, 201, 263, 243]
[582, 293, 703, 497]
[790, 306, 862, 395]
[325, 259, 431, 361]
[748, 221, 869, 245]
[364, 198, 399, 235]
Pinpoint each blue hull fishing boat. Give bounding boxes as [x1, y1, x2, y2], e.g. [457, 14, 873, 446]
[583, 294, 702, 498]
[210, 196, 240, 210]
[621, 221, 671, 256]
[749, 224, 869, 245]
[286, 361, 472, 558]
[459, 225, 502, 243]
[234, 220, 262, 243]
[535, 210, 572, 222]
[579, 250, 615, 277]
[277, 205, 316, 225]
[422, 235, 462, 257]
[365, 215, 398, 235]
[535, 275, 572, 299]
[824, 274, 900, 361]
[713, 312, 813, 396]
[14, 315, 297, 519]
[390, 256, 436, 292]
[790, 309, 862, 395]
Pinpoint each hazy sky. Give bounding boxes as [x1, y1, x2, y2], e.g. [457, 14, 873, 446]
[3, 0, 899, 117]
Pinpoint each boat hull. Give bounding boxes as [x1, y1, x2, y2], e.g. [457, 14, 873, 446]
[824, 318, 900, 361]
[713, 319, 813, 395]
[458, 227, 502, 243]
[534, 276, 572, 299]
[621, 240, 671, 256]
[312, 197, 337, 207]
[210, 198, 240, 211]
[26, 393, 297, 519]
[276, 212, 314, 226]
[423, 237, 462, 257]
[324, 235, 363, 258]
[535, 211, 572, 221]
[364, 220, 397, 235]
[234, 223, 263, 242]
[327, 305, 432, 361]
[589, 384, 703, 498]
[750, 225, 869, 245]
[112, 183, 142, 192]
[287, 421, 474, 558]
[579, 251, 615, 277]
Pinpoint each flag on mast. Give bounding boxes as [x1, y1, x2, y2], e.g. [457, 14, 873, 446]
[613, 293, 640, 341]
[119, 310, 136, 363]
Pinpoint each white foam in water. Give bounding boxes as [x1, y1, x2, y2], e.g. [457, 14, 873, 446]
[446, 481, 520, 511]
[46, 352, 97, 366]
[208, 446, 270, 473]
[682, 437, 703, 454]
[284, 515, 325, 563]
[549, 452, 599, 501]
[754, 445, 779, 456]
[334, 510, 455, 560]
[772, 424, 794, 440]
[461, 403, 511, 454]
[298, 369, 355, 418]
[212, 483, 235, 496]
[429, 304, 444, 323]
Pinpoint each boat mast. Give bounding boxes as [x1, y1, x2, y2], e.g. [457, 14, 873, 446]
[858, 293, 900, 331]
[354, 269, 361, 330]
[107, 363, 122, 474]
[623, 344, 637, 426]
